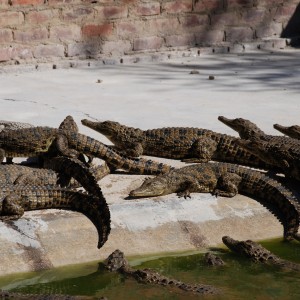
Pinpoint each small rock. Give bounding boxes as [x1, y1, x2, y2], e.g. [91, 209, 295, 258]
[208, 75, 215, 80]
[190, 70, 200, 74]
[96, 79, 103, 83]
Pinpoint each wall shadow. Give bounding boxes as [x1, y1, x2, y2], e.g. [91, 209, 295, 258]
[281, 3, 300, 47]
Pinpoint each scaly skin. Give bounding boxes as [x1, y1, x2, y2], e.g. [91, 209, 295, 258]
[0, 185, 111, 249]
[273, 123, 300, 139]
[0, 120, 34, 132]
[204, 252, 225, 266]
[103, 249, 219, 295]
[222, 236, 300, 272]
[0, 125, 172, 175]
[218, 116, 300, 147]
[81, 119, 269, 168]
[129, 162, 300, 241]
[235, 138, 300, 181]
[0, 157, 110, 193]
[0, 290, 97, 299]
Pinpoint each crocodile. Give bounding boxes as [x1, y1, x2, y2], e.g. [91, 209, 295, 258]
[81, 119, 270, 169]
[273, 123, 300, 139]
[0, 183, 110, 249]
[0, 157, 110, 194]
[222, 236, 300, 272]
[103, 249, 219, 295]
[204, 252, 226, 266]
[234, 137, 300, 182]
[218, 116, 300, 147]
[0, 120, 35, 163]
[129, 162, 300, 242]
[0, 118, 172, 176]
[0, 290, 98, 299]
[0, 120, 34, 132]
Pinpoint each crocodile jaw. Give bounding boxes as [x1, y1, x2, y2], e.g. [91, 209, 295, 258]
[274, 124, 300, 139]
[129, 177, 168, 197]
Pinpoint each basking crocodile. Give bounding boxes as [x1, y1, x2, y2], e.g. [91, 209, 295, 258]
[235, 138, 300, 182]
[222, 236, 300, 272]
[129, 162, 300, 242]
[0, 157, 110, 194]
[0, 120, 172, 175]
[103, 249, 219, 295]
[0, 120, 34, 132]
[0, 183, 110, 249]
[81, 119, 269, 168]
[273, 123, 300, 139]
[218, 116, 300, 147]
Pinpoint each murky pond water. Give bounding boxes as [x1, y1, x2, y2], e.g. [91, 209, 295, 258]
[1, 238, 300, 299]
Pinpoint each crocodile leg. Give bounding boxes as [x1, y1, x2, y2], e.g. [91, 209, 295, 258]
[1, 194, 24, 219]
[182, 137, 218, 163]
[213, 173, 242, 197]
[55, 134, 79, 158]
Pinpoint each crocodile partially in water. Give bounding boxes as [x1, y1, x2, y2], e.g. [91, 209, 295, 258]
[103, 249, 219, 295]
[81, 119, 270, 168]
[222, 236, 300, 272]
[129, 162, 300, 242]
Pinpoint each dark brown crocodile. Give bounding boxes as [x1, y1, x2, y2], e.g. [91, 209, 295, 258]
[218, 116, 300, 147]
[0, 184, 110, 249]
[103, 249, 219, 295]
[273, 123, 300, 139]
[0, 119, 172, 176]
[81, 119, 270, 168]
[0, 157, 110, 194]
[222, 236, 300, 272]
[204, 252, 226, 266]
[129, 162, 300, 242]
[0, 290, 98, 299]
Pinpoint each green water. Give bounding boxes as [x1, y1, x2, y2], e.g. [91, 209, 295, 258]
[1, 238, 300, 299]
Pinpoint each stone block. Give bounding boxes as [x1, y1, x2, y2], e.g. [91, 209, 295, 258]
[256, 22, 283, 38]
[165, 34, 195, 47]
[226, 27, 254, 42]
[133, 36, 164, 51]
[162, 0, 192, 14]
[26, 9, 59, 24]
[10, 0, 44, 5]
[0, 29, 13, 43]
[96, 5, 128, 19]
[195, 29, 225, 45]
[0, 11, 24, 27]
[194, 0, 224, 12]
[50, 25, 82, 42]
[130, 2, 161, 16]
[14, 28, 48, 43]
[101, 40, 132, 55]
[33, 44, 65, 58]
[82, 24, 114, 37]
[62, 7, 94, 21]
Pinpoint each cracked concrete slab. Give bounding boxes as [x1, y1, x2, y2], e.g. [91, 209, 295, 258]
[0, 49, 299, 276]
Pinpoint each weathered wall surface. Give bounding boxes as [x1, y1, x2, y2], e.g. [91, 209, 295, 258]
[0, 0, 299, 63]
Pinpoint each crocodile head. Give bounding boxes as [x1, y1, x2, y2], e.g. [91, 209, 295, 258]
[274, 124, 300, 139]
[129, 176, 169, 197]
[81, 119, 122, 138]
[222, 236, 276, 263]
[218, 116, 266, 140]
[104, 249, 129, 272]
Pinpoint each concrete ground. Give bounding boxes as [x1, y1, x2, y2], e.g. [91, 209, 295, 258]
[0, 48, 299, 276]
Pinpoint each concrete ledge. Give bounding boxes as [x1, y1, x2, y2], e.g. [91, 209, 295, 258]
[0, 173, 281, 276]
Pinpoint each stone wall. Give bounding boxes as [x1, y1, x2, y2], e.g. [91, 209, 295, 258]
[0, 0, 299, 63]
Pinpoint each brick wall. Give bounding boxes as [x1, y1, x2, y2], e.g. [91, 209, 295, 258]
[0, 0, 299, 63]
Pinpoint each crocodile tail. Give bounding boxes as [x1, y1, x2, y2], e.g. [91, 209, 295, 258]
[43, 156, 103, 195]
[71, 133, 173, 175]
[221, 163, 300, 240]
[65, 190, 111, 248]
